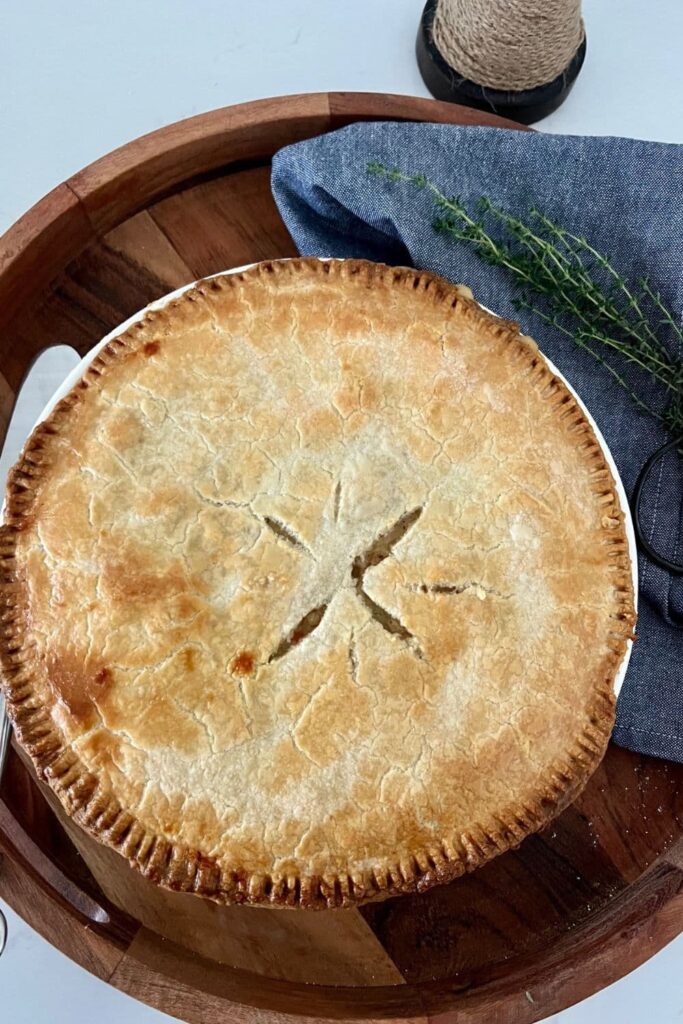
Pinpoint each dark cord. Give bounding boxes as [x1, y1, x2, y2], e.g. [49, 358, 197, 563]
[633, 438, 683, 575]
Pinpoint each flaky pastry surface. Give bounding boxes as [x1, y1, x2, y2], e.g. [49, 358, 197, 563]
[0, 259, 635, 907]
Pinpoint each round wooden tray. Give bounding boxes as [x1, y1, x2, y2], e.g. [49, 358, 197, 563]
[0, 92, 682, 1024]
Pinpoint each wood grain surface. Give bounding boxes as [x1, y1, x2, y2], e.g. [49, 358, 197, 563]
[0, 92, 680, 1024]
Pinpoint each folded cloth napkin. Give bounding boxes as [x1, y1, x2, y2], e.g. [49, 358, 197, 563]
[271, 122, 683, 762]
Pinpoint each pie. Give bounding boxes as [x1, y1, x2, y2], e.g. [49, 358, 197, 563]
[0, 259, 635, 908]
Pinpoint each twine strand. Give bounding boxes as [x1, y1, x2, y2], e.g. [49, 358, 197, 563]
[432, 0, 584, 92]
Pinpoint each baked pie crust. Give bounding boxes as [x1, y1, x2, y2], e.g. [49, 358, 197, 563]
[0, 259, 635, 908]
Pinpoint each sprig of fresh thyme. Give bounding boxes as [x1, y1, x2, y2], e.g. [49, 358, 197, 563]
[368, 162, 683, 436]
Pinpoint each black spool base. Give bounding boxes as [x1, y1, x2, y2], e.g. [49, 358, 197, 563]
[416, 0, 586, 126]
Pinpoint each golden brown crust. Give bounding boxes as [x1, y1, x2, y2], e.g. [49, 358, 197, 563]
[0, 259, 635, 908]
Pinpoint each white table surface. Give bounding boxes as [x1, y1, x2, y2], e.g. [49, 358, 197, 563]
[1, 1, 682, 1021]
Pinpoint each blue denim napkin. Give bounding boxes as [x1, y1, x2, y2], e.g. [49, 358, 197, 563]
[271, 122, 683, 762]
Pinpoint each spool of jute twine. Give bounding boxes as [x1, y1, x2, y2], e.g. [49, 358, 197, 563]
[432, 0, 584, 92]
[416, 0, 586, 123]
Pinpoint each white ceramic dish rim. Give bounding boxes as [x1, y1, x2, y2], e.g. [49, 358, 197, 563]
[34, 259, 638, 698]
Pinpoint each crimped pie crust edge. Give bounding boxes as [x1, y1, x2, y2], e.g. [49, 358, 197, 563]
[0, 258, 635, 909]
